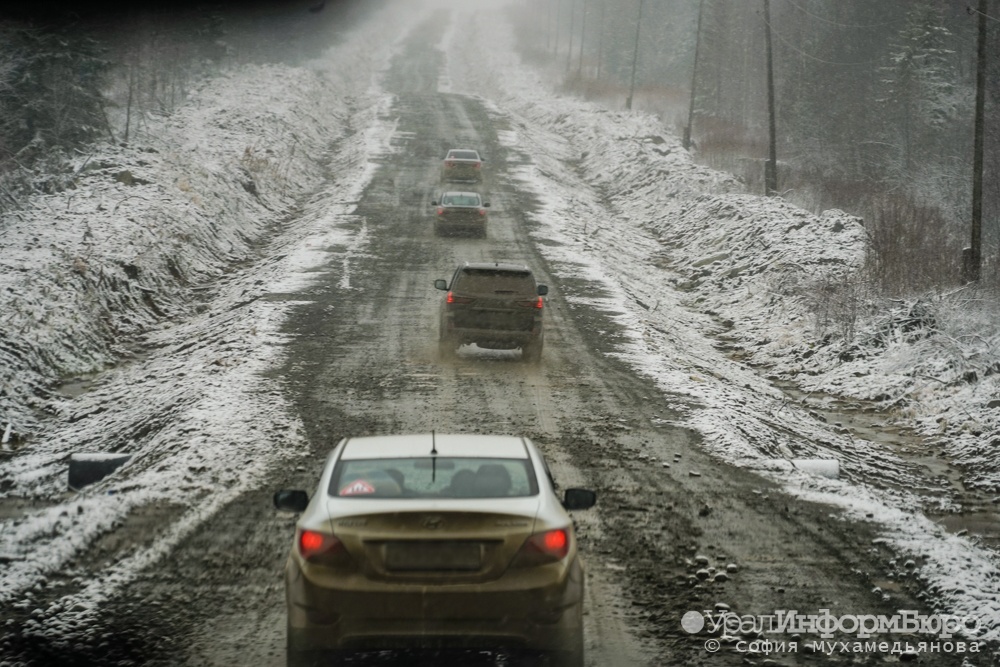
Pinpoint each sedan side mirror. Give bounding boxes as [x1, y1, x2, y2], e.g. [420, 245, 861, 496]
[537, 284, 549, 296]
[274, 489, 309, 513]
[434, 279, 448, 290]
[563, 488, 596, 510]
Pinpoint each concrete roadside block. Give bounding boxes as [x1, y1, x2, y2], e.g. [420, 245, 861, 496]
[69, 453, 132, 490]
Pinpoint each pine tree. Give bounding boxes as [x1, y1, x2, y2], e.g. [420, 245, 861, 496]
[879, 0, 957, 172]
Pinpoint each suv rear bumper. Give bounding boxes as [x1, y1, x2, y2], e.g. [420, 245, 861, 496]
[444, 324, 540, 350]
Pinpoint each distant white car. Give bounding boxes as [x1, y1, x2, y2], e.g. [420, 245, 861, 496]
[274, 433, 596, 666]
[441, 148, 484, 183]
[431, 190, 490, 237]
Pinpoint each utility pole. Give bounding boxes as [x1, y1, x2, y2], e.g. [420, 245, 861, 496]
[626, 0, 644, 110]
[546, 0, 552, 52]
[965, 0, 987, 283]
[554, 0, 561, 58]
[567, 0, 575, 70]
[596, 1, 605, 80]
[763, 0, 778, 196]
[577, 0, 587, 75]
[684, 0, 705, 150]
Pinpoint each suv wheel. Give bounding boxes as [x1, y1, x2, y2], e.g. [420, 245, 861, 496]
[522, 337, 543, 364]
[439, 334, 457, 360]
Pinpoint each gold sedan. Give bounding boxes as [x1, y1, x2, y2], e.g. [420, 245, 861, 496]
[274, 433, 596, 667]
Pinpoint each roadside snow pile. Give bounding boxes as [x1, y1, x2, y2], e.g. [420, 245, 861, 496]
[746, 291, 1000, 491]
[0, 65, 337, 440]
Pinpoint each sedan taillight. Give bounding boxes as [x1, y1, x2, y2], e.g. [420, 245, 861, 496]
[512, 528, 570, 567]
[478, 208, 486, 216]
[445, 161, 455, 167]
[298, 528, 346, 564]
[437, 207, 445, 215]
[473, 162, 481, 169]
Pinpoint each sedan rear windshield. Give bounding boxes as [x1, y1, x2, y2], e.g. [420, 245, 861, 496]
[441, 194, 481, 207]
[329, 457, 538, 499]
[448, 151, 479, 160]
[454, 269, 535, 294]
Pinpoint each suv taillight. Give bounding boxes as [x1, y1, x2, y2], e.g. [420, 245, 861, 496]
[474, 162, 481, 169]
[445, 160, 455, 167]
[512, 529, 570, 567]
[517, 297, 543, 309]
[447, 292, 474, 305]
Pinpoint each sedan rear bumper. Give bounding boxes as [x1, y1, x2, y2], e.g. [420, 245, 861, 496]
[286, 556, 584, 652]
[434, 219, 487, 235]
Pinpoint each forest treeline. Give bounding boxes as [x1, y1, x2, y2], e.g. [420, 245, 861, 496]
[0, 0, 372, 214]
[512, 0, 999, 294]
[1, 0, 996, 295]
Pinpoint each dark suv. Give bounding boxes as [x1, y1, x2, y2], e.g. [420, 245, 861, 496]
[434, 262, 548, 363]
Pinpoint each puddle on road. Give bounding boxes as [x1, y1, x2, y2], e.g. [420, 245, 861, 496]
[260, 292, 317, 302]
[55, 376, 96, 398]
[770, 381, 1000, 549]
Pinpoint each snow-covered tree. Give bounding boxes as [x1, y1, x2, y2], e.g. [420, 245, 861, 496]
[878, 0, 958, 172]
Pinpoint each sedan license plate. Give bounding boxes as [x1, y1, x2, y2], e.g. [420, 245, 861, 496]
[385, 541, 482, 571]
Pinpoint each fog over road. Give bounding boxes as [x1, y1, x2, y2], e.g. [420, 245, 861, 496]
[0, 5, 986, 667]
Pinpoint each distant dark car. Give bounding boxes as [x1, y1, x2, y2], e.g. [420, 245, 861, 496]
[431, 191, 490, 237]
[440, 148, 483, 183]
[273, 433, 596, 667]
[434, 262, 548, 363]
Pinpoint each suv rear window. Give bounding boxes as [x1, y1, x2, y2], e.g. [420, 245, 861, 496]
[454, 269, 535, 294]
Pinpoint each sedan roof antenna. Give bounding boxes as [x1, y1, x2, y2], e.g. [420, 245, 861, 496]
[430, 430, 438, 483]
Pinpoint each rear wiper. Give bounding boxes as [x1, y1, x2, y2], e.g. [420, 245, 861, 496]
[493, 290, 516, 294]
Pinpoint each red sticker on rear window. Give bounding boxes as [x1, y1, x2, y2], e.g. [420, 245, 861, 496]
[340, 480, 375, 496]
